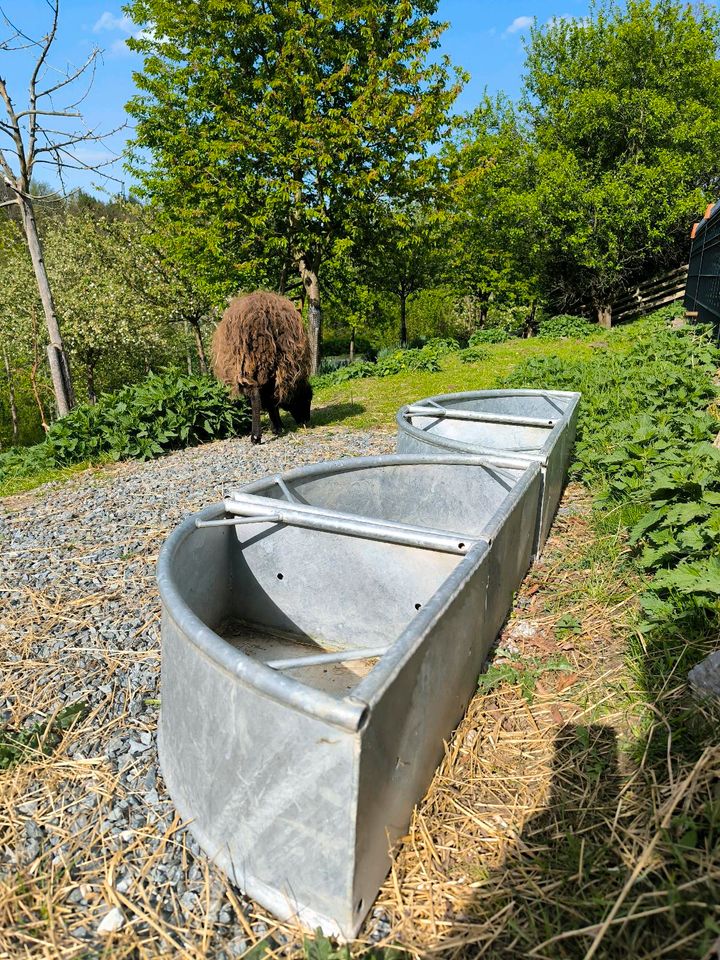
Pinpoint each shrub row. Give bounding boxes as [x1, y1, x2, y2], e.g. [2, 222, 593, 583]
[313, 311, 631, 392]
[0, 371, 249, 487]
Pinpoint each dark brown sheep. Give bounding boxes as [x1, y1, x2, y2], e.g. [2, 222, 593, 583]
[212, 291, 313, 444]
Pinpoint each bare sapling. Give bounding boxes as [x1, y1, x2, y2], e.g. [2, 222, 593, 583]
[0, 0, 123, 417]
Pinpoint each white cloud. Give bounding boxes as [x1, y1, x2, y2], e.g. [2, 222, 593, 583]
[506, 15, 534, 34]
[93, 11, 133, 33]
[93, 12, 155, 56]
[110, 36, 133, 55]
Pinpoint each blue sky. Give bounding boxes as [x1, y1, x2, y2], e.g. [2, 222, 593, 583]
[0, 0, 594, 195]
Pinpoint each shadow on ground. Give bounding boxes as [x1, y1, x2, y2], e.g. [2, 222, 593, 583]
[427, 714, 719, 960]
[371, 488, 720, 960]
[307, 401, 366, 427]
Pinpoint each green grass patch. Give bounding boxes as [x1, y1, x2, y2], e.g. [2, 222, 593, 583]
[0, 457, 108, 498]
[313, 332, 611, 430]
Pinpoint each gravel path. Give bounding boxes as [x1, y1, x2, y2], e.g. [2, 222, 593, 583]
[0, 427, 394, 958]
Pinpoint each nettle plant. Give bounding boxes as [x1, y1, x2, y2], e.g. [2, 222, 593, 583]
[630, 444, 720, 609]
[48, 371, 250, 463]
[502, 314, 720, 624]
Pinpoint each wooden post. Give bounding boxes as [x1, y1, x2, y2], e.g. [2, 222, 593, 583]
[597, 304, 612, 329]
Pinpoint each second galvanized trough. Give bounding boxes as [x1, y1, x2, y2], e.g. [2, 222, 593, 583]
[156, 454, 542, 938]
[396, 389, 581, 549]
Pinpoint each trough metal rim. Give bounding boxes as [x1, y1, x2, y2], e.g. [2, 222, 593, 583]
[156, 500, 491, 732]
[236, 450, 538, 495]
[157, 503, 368, 732]
[395, 389, 581, 463]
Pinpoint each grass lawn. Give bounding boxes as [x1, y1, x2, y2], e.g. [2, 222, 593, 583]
[0, 458, 107, 498]
[311, 332, 623, 431]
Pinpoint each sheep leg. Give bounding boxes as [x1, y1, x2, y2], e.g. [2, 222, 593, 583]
[267, 403, 283, 435]
[249, 387, 262, 444]
[260, 383, 283, 435]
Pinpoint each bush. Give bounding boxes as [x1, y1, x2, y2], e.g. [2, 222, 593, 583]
[0, 443, 57, 487]
[469, 327, 511, 345]
[317, 355, 354, 375]
[460, 346, 490, 364]
[47, 370, 250, 464]
[321, 334, 374, 357]
[536, 313, 596, 339]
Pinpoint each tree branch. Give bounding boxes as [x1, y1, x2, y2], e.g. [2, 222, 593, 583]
[35, 121, 125, 155]
[0, 147, 16, 180]
[37, 48, 99, 99]
[26, 0, 60, 168]
[16, 109, 82, 119]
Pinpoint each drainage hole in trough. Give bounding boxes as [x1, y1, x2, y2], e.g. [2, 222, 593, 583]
[277, 573, 284, 580]
[458, 542, 465, 549]
[414, 602, 422, 611]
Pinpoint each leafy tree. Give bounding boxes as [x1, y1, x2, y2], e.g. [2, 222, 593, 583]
[522, 0, 720, 326]
[446, 96, 539, 326]
[0, 221, 52, 442]
[357, 200, 448, 346]
[41, 210, 174, 401]
[125, 0, 465, 370]
[321, 253, 399, 355]
[0, 201, 198, 441]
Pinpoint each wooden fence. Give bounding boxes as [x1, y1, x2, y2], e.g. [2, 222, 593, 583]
[613, 265, 688, 323]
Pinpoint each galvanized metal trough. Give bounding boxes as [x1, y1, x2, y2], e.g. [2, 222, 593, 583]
[156, 454, 542, 938]
[396, 389, 581, 549]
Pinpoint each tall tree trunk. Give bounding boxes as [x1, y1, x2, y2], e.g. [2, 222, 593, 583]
[349, 326, 355, 363]
[597, 304, 612, 329]
[298, 257, 322, 374]
[399, 287, 408, 347]
[191, 319, 208, 375]
[17, 197, 75, 416]
[2, 345, 19, 444]
[524, 301, 538, 338]
[278, 259, 289, 296]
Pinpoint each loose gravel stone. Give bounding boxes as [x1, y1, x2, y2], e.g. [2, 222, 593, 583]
[1, 427, 394, 956]
[97, 906, 126, 935]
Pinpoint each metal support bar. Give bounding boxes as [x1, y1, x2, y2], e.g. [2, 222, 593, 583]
[196, 514, 281, 529]
[405, 405, 557, 428]
[275, 476, 299, 503]
[266, 646, 390, 671]
[223, 493, 476, 555]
